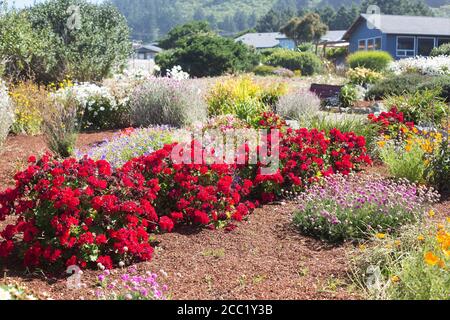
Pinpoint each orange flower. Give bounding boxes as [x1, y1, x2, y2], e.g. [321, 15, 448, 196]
[424, 252, 440, 266]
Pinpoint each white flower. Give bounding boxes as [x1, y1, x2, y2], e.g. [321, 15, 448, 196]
[119, 261, 125, 267]
[0, 287, 12, 300]
[389, 55, 450, 76]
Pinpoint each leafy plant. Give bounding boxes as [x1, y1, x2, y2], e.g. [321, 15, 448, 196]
[43, 92, 82, 158]
[207, 76, 285, 124]
[425, 138, 450, 194]
[0, 80, 14, 149]
[130, 77, 207, 128]
[275, 89, 321, 125]
[339, 84, 359, 108]
[293, 174, 439, 243]
[378, 139, 427, 183]
[351, 220, 450, 300]
[431, 43, 450, 57]
[347, 51, 393, 72]
[253, 65, 277, 76]
[265, 49, 323, 75]
[366, 74, 431, 100]
[346, 67, 384, 87]
[384, 89, 449, 127]
[9, 81, 49, 135]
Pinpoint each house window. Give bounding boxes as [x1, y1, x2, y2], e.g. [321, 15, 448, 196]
[417, 37, 435, 56]
[397, 36, 415, 57]
[367, 39, 374, 50]
[437, 38, 450, 47]
[374, 37, 382, 50]
[358, 39, 366, 50]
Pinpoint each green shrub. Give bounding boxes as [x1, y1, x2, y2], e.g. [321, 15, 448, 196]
[351, 220, 449, 300]
[293, 174, 437, 243]
[43, 92, 82, 158]
[206, 76, 286, 124]
[384, 89, 449, 127]
[347, 51, 393, 71]
[266, 49, 322, 75]
[130, 78, 207, 128]
[417, 76, 450, 102]
[0, 80, 14, 149]
[275, 90, 321, 124]
[425, 139, 450, 194]
[378, 140, 427, 183]
[253, 65, 277, 76]
[326, 47, 348, 61]
[431, 43, 450, 57]
[346, 67, 384, 86]
[366, 74, 430, 100]
[339, 84, 359, 108]
[155, 33, 259, 78]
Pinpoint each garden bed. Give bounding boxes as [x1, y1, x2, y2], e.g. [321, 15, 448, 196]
[0, 133, 448, 300]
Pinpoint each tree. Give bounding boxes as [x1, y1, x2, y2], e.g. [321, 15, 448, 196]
[256, 9, 295, 32]
[1, 0, 131, 83]
[155, 32, 259, 77]
[329, 5, 360, 30]
[360, 0, 433, 16]
[281, 12, 328, 50]
[158, 21, 211, 49]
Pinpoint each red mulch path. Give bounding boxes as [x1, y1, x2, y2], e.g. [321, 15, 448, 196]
[0, 133, 448, 300]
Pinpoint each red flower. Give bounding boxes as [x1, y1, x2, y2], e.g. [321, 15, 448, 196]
[97, 255, 113, 270]
[159, 216, 174, 232]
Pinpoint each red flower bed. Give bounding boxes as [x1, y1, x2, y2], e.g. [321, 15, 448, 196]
[0, 124, 371, 270]
[368, 107, 415, 137]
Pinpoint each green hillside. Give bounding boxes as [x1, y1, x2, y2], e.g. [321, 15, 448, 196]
[111, 0, 448, 42]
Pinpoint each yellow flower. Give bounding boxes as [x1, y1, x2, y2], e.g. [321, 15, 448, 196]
[394, 240, 401, 246]
[359, 244, 367, 251]
[446, 217, 450, 223]
[391, 275, 400, 283]
[428, 209, 435, 218]
[424, 252, 440, 266]
[417, 235, 425, 242]
[376, 233, 386, 239]
[405, 144, 412, 152]
[377, 141, 386, 148]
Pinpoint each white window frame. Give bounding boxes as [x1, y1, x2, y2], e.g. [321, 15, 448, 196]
[358, 37, 382, 51]
[397, 36, 415, 57]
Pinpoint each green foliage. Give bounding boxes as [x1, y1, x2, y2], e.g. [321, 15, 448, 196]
[253, 65, 277, 76]
[265, 50, 322, 75]
[425, 138, 450, 194]
[280, 13, 328, 45]
[379, 140, 427, 183]
[351, 220, 449, 300]
[417, 75, 450, 102]
[347, 51, 393, 72]
[158, 21, 212, 49]
[156, 32, 259, 77]
[339, 84, 358, 108]
[384, 89, 449, 127]
[0, 0, 131, 84]
[326, 47, 348, 61]
[431, 43, 450, 56]
[43, 92, 82, 158]
[360, 0, 434, 16]
[346, 67, 384, 86]
[129, 78, 207, 128]
[366, 74, 430, 100]
[206, 76, 285, 124]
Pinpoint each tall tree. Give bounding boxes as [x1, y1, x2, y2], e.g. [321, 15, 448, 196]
[360, 0, 433, 16]
[281, 12, 328, 49]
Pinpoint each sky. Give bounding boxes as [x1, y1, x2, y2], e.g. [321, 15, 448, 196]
[7, 0, 103, 8]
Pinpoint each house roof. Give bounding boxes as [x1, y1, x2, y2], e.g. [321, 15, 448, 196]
[235, 32, 290, 49]
[343, 14, 450, 39]
[320, 30, 347, 43]
[136, 44, 163, 53]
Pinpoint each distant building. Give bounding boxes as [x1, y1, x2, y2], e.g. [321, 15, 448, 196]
[320, 30, 348, 47]
[134, 44, 163, 60]
[235, 32, 296, 50]
[343, 14, 450, 59]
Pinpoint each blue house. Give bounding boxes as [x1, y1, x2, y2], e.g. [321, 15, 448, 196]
[343, 14, 450, 59]
[235, 32, 296, 50]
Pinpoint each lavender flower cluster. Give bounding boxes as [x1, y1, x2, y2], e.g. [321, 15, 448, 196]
[76, 126, 175, 168]
[96, 266, 169, 300]
[293, 173, 439, 242]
